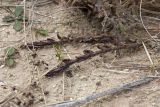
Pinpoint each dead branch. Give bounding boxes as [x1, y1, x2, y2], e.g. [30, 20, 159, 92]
[20, 35, 116, 49]
[43, 76, 157, 107]
[45, 43, 142, 77]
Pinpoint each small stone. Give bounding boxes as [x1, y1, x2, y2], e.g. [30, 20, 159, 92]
[16, 101, 21, 105]
[96, 81, 102, 86]
[152, 103, 156, 106]
[2, 86, 7, 89]
[44, 91, 49, 96]
[0, 65, 5, 68]
[0, 80, 6, 86]
[12, 86, 16, 91]
[79, 76, 88, 81]
[39, 98, 44, 102]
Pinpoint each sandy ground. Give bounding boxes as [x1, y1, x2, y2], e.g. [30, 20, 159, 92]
[0, 1, 160, 107]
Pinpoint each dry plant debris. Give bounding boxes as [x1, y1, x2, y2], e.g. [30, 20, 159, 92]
[0, 0, 160, 107]
[45, 43, 142, 77]
[20, 35, 117, 49]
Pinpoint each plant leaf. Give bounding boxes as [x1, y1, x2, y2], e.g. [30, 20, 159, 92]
[2, 15, 15, 22]
[14, 6, 23, 17]
[5, 58, 15, 67]
[17, 15, 28, 21]
[118, 22, 125, 33]
[13, 20, 22, 31]
[53, 44, 63, 61]
[56, 53, 62, 61]
[34, 28, 49, 36]
[54, 44, 62, 50]
[5, 47, 16, 56]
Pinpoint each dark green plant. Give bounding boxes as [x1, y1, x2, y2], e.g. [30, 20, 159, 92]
[2, 6, 28, 31]
[5, 47, 16, 67]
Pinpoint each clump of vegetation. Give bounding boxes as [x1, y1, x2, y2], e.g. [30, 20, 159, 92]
[34, 28, 49, 36]
[2, 6, 28, 31]
[53, 44, 63, 61]
[5, 47, 17, 67]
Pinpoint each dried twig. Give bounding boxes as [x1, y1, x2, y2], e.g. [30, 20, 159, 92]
[142, 41, 154, 65]
[43, 76, 157, 107]
[20, 36, 116, 49]
[35, 0, 59, 7]
[142, 41, 159, 74]
[0, 0, 58, 8]
[45, 43, 142, 77]
[139, 0, 157, 42]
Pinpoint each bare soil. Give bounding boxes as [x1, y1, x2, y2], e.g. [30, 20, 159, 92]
[0, 1, 160, 107]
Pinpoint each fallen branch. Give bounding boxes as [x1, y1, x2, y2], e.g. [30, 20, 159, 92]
[20, 36, 116, 49]
[43, 76, 157, 107]
[45, 43, 142, 77]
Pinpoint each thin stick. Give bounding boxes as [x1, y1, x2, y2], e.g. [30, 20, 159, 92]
[43, 76, 157, 107]
[142, 42, 154, 65]
[142, 42, 158, 74]
[37, 67, 47, 105]
[62, 47, 71, 101]
[0, 5, 24, 7]
[139, 0, 157, 42]
[23, 0, 26, 39]
[62, 47, 77, 100]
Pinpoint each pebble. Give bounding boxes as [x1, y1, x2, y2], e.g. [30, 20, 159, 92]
[79, 76, 88, 81]
[0, 80, 6, 86]
[0, 65, 5, 68]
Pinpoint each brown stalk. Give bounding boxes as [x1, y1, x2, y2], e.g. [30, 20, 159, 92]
[20, 36, 116, 49]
